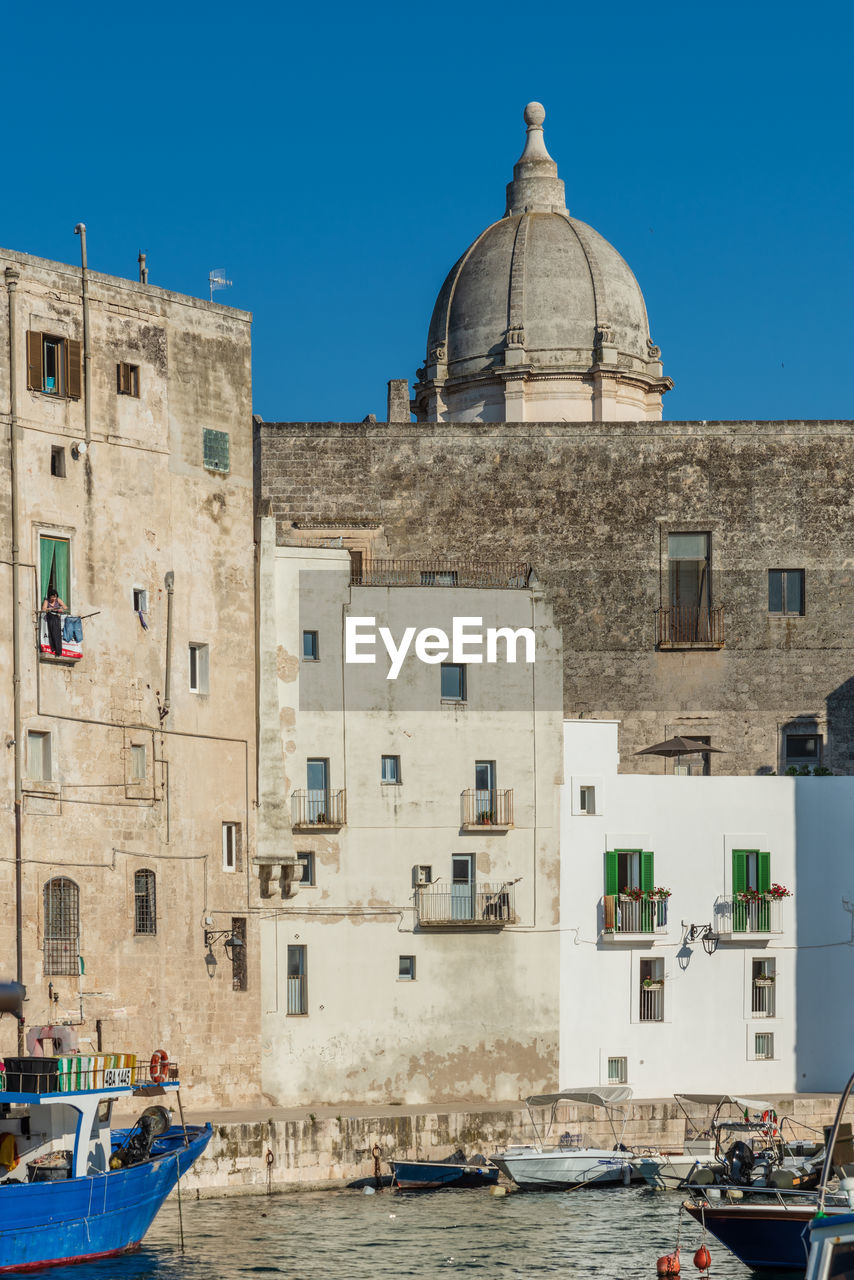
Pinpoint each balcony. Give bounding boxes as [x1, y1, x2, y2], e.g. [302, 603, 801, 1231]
[291, 790, 346, 831]
[752, 978, 776, 1017]
[415, 881, 517, 928]
[640, 982, 665, 1022]
[601, 894, 669, 941]
[352, 560, 530, 589]
[715, 895, 784, 939]
[38, 612, 83, 662]
[656, 605, 725, 649]
[461, 789, 514, 831]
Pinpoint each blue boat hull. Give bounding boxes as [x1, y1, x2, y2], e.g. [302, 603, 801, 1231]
[391, 1160, 499, 1190]
[0, 1124, 211, 1271]
[685, 1201, 814, 1271]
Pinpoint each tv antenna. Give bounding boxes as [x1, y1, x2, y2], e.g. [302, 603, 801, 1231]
[208, 268, 232, 301]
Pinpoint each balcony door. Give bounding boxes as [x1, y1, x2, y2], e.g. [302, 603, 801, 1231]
[606, 849, 655, 932]
[668, 533, 710, 641]
[474, 760, 496, 819]
[451, 854, 475, 921]
[306, 759, 329, 824]
[732, 849, 770, 932]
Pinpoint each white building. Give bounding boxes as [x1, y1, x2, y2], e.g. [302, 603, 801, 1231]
[561, 719, 854, 1097]
[255, 519, 564, 1105]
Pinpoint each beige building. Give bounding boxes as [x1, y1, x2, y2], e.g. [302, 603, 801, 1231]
[256, 521, 563, 1104]
[0, 241, 260, 1108]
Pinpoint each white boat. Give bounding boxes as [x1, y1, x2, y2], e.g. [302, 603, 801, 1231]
[491, 1087, 639, 1190]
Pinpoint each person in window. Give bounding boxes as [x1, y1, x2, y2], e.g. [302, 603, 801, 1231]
[41, 588, 66, 656]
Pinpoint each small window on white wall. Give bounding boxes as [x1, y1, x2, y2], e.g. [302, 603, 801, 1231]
[607, 1056, 628, 1084]
[189, 643, 209, 694]
[755, 1032, 774, 1060]
[572, 776, 603, 816]
[580, 785, 596, 814]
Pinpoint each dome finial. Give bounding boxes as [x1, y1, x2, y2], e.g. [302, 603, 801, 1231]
[506, 101, 567, 218]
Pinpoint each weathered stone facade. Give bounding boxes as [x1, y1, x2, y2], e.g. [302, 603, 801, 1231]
[256, 417, 854, 777]
[0, 247, 260, 1107]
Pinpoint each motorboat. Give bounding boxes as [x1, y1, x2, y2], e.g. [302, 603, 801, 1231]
[491, 1087, 640, 1190]
[390, 1149, 499, 1189]
[0, 1048, 210, 1270]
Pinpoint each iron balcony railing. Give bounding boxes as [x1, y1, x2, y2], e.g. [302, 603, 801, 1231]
[415, 881, 517, 927]
[656, 605, 725, 647]
[639, 984, 665, 1022]
[352, 560, 531, 589]
[752, 978, 776, 1017]
[602, 894, 668, 935]
[291, 789, 347, 829]
[715, 895, 785, 935]
[461, 789, 514, 829]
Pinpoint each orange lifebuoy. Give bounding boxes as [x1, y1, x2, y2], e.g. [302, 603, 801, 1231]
[149, 1049, 169, 1083]
[761, 1109, 779, 1137]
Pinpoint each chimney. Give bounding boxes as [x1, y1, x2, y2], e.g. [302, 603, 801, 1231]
[387, 379, 410, 423]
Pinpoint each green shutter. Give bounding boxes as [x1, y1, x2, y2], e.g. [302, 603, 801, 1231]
[732, 850, 748, 894]
[757, 851, 771, 893]
[641, 851, 655, 893]
[605, 850, 618, 897]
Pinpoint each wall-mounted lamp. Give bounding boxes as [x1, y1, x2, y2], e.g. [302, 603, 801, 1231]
[686, 923, 719, 955]
[70, 441, 88, 461]
[203, 928, 244, 978]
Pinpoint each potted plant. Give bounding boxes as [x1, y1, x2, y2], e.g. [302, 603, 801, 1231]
[478, 809, 496, 825]
[766, 883, 792, 900]
[642, 976, 664, 990]
[754, 974, 776, 987]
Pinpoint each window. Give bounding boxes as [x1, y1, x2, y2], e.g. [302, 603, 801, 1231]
[43, 877, 79, 975]
[116, 362, 140, 397]
[40, 535, 71, 608]
[222, 823, 242, 873]
[579, 785, 596, 814]
[441, 663, 467, 702]
[754, 1031, 774, 1060]
[302, 630, 319, 661]
[349, 549, 363, 583]
[605, 849, 662, 933]
[381, 755, 401, 784]
[607, 1056, 628, 1085]
[673, 735, 711, 777]
[132, 588, 148, 614]
[768, 569, 804, 616]
[202, 428, 230, 473]
[287, 944, 307, 1014]
[399, 955, 416, 981]
[50, 446, 66, 477]
[27, 730, 52, 782]
[189, 643, 209, 694]
[606, 849, 653, 896]
[416, 864, 432, 886]
[732, 849, 771, 931]
[231, 917, 247, 991]
[786, 733, 821, 766]
[297, 852, 315, 885]
[130, 744, 146, 781]
[752, 958, 776, 1017]
[667, 532, 712, 641]
[451, 854, 475, 920]
[640, 957, 664, 1022]
[27, 331, 81, 398]
[134, 869, 156, 935]
[420, 570, 458, 586]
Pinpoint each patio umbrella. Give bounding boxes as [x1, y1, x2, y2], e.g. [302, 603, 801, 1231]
[636, 736, 725, 773]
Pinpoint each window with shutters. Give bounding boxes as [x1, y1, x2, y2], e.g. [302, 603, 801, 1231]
[27, 332, 82, 399]
[603, 849, 664, 934]
[39, 535, 71, 609]
[134, 870, 156, 935]
[732, 848, 771, 931]
[116, 362, 140, 397]
[43, 877, 79, 975]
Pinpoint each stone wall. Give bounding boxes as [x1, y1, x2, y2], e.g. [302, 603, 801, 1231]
[257, 419, 854, 776]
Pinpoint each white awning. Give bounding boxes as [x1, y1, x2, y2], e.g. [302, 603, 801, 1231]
[525, 1086, 633, 1108]
[675, 1094, 772, 1112]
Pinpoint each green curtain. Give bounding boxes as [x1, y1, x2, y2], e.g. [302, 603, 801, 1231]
[40, 537, 70, 606]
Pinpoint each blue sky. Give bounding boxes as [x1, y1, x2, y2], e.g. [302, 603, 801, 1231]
[3, 0, 852, 423]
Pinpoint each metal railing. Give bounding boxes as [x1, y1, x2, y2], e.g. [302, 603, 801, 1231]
[602, 894, 668, 934]
[291, 790, 346, 828]
[640, 984, 664, 1022]
[352, 560, 531, 589]
[715, 895, 784, 934]
[415, 881, 517, 927]
[1, 1053, 179, 1093]
[656, 605, 725, 647]
[38, 610, 84, 661]
[461, 789, 514, 828]
[287, 975, 308, 1015]
[752, 979, 776, 1017]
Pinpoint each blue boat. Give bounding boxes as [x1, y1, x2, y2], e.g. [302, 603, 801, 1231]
[0, 1056, 210, 1271]
[390, 1151, 499, 1190]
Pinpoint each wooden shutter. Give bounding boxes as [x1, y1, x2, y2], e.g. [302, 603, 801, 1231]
[757, 850, 771, 893]
[67, 339, 82, 399]
[640, 851, 655, 893]
[605, 850, 618, 897]
[732, 850, 748, 894]
[116, 362, 126, 393]
[26, 331, 44, 391]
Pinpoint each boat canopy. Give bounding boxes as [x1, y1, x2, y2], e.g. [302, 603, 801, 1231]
[525, 1087, 633, 1108]
[675, 1094, 772, 1111]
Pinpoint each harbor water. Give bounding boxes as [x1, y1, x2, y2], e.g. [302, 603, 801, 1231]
[8, 1185, 802, 1279]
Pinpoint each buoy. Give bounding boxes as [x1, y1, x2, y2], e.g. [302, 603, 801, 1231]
[622, 1162, 632, 1186]
[693, 1245, 711, 1271]
[362, 1185, 375, 1195]
[656, 1248, 680, 1275]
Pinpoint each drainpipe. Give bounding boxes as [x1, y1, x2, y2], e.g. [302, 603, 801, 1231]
[162, 572, 174, 720]
[6, 263, 24, 1054]
[73, 225, 92, 445]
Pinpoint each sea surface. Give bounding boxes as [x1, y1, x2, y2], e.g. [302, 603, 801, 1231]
[7, 1185, 800, 1280]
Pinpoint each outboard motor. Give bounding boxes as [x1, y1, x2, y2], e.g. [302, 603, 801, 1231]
[724, 1140, 755, 1185]
[110, 1106, 171, 1169]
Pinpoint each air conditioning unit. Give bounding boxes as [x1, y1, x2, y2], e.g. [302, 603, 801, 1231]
[416, 865, 431, 886]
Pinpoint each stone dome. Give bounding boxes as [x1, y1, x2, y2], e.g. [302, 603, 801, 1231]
[412, 103, 672, 423]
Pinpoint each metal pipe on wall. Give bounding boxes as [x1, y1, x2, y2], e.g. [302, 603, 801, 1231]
[5, 262, 25, 1054]
[73, 225, 92, 444]
[163, 571, 175, 719]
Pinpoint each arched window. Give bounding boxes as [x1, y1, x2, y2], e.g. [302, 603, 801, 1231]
[43, 878, 79, 975]
[134, 870, 156, 935]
